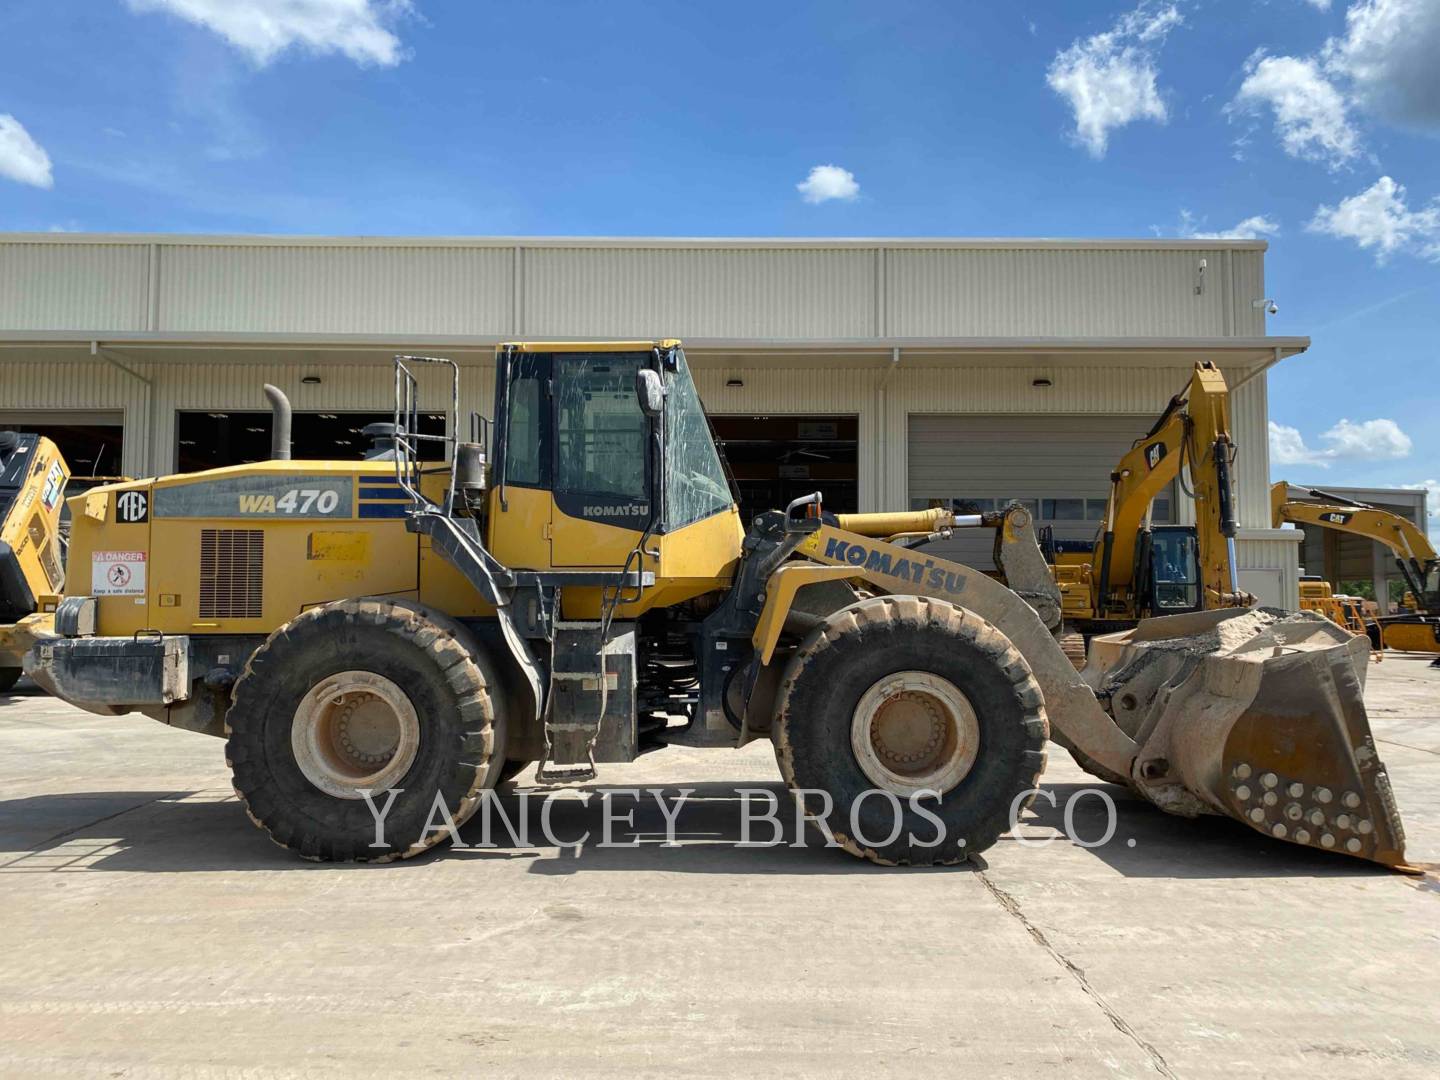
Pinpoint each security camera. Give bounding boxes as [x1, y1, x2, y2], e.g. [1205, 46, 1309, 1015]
[1252, 298, 1279, 315]
[1267, 301, 1278, 315]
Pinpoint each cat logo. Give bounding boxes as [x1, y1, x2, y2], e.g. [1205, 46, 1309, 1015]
[115, 490, 149, 524]
[1322, 511, 1352, 525]
[1144, 443, 1167, 470]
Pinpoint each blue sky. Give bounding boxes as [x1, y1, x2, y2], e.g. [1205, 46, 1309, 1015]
[0, 0, 1436, 521]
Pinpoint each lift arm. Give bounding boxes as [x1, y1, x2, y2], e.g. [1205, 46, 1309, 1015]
[1092, 361, 1246, 617]
[1272, 483, 1439, 614]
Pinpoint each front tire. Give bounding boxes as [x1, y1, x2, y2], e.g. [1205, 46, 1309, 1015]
[773, 595, 1048, 865]
[0, 667, 20, 693]
[225, 599, 502, 862]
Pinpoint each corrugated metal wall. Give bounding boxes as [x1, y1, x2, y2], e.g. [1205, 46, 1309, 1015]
[159, 245, 514, 335]
[0, 242, 150, 331]
[523, 247, 877, 338]
[0, 237, 1266, 341]
[885, 248, 1226, 337]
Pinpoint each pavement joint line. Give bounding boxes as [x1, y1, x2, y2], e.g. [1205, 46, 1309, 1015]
[977, 869, 1179, 1080]
[22, 789, 191, 851]
[1375, 738, 1440, 756]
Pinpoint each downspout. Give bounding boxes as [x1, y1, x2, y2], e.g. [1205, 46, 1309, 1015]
[94, 342, 153, 476]
[876, 346, 901, 511]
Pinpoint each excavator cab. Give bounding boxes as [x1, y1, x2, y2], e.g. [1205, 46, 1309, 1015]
[1140, 525, 1202, 614]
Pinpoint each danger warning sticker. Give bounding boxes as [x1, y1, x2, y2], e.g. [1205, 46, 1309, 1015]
[92, 551, 147, 596]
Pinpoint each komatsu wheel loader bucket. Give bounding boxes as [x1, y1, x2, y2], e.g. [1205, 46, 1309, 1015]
[1084, 608, 1408, 868]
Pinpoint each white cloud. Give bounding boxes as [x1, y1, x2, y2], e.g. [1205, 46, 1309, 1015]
[1269, 417, 1414, 467]
[796, 164, 860, 204]
[123, 0, 412, 67]
[1046, 2, 1182, 158]
[1322, 417, 1413, 458]
[0, 114, 53, 189]
[1177, 209, 1280, 239]
[1325, 0, 1440, 131]
[1303, 0, 1332, 9]
[1270, 422, 1327, 467]
[1230, 52, 1361, 168]
[1308, 175, 1440, 262]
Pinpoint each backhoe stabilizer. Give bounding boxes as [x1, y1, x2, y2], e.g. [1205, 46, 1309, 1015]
[1083, 607, 1409, 868]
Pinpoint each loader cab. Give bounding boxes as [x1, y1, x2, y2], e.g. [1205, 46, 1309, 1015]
[1138, 525, 1202, 615]
[486, 340, 742, 608]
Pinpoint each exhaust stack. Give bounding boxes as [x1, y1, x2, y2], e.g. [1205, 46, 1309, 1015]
[263, 384, 292, 461]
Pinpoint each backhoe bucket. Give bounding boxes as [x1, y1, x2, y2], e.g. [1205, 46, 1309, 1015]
[1084, 608, 1408, 868]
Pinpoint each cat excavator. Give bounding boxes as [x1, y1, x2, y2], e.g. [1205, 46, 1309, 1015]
[1273, 482, 1439, 664]
[0, 432, 69, 691]
[1050, 361, 1252, 638]
[23, 342, 1409, 869]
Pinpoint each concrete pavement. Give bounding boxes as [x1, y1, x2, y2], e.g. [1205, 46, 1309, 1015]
[0, 655, 1436, 1078]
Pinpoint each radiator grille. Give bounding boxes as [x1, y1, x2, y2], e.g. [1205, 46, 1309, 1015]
[199, 529, 264, 619]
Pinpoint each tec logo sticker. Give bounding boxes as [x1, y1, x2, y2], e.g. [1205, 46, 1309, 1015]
[115, 490, 149, 523]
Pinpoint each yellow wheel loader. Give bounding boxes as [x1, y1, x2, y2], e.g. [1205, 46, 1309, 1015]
[1273, 482, 1440, 665]
[0, 432, 70, 691]
[25, 343, 1409, 868]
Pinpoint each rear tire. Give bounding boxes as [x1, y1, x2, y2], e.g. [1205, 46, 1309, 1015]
[225, 598, 502, 862]
[773, 595, 1048, 865]
[0, 667, 20, 693]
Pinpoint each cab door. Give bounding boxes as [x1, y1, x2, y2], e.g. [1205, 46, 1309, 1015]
[548, 351, 651, 568]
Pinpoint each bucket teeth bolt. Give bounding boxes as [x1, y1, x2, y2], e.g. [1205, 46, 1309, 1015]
[1346, 838, 1363, 853]
[1335, 814, 1352, 830]
[1294, 829, 1311, 844]
[1320, 833, 1336, 848]
[1357, 819, 1373, 835]
[1284, 803, 1302, 820]
[1315, 788, 1333, 804]
[1248, 808, 1266, 824]
[1233, 763, 1252, 780]
[1270, 824, 1287, 838]
[1342, 791, 1361, 809]
[1260, 772, 1278, 789]
[1235, 785, 1251, 801]
[1262, 792, 1278, 806]
[1287, 782, 1304, 797]
[1308, 810, 1325, 826]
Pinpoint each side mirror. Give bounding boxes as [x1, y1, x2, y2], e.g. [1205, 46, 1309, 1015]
[635, 369, 666, 418]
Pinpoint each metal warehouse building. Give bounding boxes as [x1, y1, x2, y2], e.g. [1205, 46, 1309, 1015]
[0, 233, 1308, 606]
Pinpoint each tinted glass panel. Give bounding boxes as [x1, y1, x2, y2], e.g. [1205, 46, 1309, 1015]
[664, 351, 733, 529]
[554, 352, 647, 501]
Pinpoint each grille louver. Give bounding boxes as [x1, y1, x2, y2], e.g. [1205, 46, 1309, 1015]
[199, 529, 264, 619]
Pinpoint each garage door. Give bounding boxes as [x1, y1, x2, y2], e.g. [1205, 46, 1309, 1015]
[0, 410, 124, 478]
[908, 414, 1175, 571]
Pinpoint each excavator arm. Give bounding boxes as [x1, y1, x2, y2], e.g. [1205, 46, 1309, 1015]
[1272, 482, 1439, 614]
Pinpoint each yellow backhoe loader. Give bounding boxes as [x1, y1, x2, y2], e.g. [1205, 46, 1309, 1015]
[0, 432, 70, 691]
[24, 344, 1408, 868]
[1050, 362, 1252, 639]
[1273, 482, 1439, 665]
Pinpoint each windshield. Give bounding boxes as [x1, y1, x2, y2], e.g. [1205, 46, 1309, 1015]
[1151, 529, 1199, 611]
[663, 349, 734, 530]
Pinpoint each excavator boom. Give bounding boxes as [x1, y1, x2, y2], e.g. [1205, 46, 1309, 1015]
[1272, 482, 1439, 613]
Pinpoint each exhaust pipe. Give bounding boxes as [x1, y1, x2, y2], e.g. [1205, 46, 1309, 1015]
[263, 384, 292, 461]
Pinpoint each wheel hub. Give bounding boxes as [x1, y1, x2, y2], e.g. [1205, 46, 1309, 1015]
[851, 671, 980, 796]
[291, 671, 420, 800]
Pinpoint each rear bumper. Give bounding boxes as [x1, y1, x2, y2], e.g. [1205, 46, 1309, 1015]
[25, 634, 190, 716]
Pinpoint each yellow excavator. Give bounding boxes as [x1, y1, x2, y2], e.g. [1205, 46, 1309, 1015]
[1273, 482, 1439, 665]
[1050, 362, 1252, 638]
[23, 343, 1408, 868]
[0, 432, 70, 692]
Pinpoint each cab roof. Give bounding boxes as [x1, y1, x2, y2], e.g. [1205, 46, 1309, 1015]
[498, 339, 681, 353]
